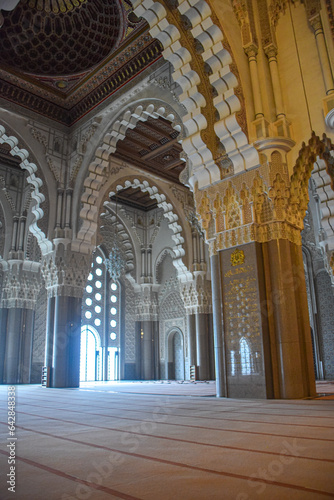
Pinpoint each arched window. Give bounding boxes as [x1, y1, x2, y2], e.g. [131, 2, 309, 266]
[81, 248, 121, 381]
[80, 325, 102, 382]
[240, 337, 252, 375]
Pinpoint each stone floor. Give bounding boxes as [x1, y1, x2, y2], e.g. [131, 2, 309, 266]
[1, 382, 334, 500]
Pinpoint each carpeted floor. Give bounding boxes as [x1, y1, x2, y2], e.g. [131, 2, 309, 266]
[1, 382, 334, 499]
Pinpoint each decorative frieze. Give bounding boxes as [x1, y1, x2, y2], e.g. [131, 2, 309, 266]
[195, 134, 334, 256]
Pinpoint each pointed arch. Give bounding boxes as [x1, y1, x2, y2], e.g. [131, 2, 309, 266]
[106, 176, 192, 280]
[75, 102, 184, 255]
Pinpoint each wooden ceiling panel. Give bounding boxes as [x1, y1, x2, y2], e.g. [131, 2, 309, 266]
[114, 116, 185, 184]
[110, 187, 158, 211]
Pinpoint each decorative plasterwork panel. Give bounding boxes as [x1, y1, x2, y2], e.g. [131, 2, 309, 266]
[41, 248, 91, 298]
[0, 261, 41, 309]
[195, 134, 334, 262]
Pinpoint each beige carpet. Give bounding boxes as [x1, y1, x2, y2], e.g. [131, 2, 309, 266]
[1, 383, 334, 499]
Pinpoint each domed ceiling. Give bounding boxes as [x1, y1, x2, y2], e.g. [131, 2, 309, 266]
[0, 0, 163, 125]
[0, 0, 124, 76]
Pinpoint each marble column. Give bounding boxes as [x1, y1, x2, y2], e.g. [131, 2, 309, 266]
[141, 321, 153, 380]
[153, 321, 160, 380]
[210, 254, 226, 397]
[245, 44, 264, 118]
[265, 45, 285, 118]
[263, 239, 316, 398]
[20, 309, 35, 383]
[44, 297, 55, 370]
[0, 308, 8, 383]
[186, 314, 197, 368]
[4, 308, 23, 383]
[310, 16, 334, 95]
[51, 295, 82, 388]
[195, 313, 209, 380]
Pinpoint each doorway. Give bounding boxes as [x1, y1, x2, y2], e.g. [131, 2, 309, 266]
[80, 325, 102, 382]
[167, 330, 185, 380]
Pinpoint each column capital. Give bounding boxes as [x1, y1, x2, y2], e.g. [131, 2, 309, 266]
[264, 43, 278, 60]
[135, 285, 159, 321]
[41, 247, 91, 298]
[244, 43, 258, 59]
[309, 13, 322, 34]
[0, 260, 41, 309]
[180, 275, 212, 314]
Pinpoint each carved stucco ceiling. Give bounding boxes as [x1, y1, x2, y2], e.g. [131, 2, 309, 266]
[0, 0, 123, 76]
[0, 0, 163, 125]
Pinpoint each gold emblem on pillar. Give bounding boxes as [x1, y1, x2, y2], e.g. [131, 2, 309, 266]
[231, 248, 245, 266]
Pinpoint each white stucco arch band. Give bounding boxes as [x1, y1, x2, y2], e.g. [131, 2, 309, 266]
[129, 0, 259, 189]
[76, 102, 186, 255]
[0, 124, 52, 254]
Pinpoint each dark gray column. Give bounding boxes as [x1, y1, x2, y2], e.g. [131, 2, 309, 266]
[141, 320, 153, 380]
[187, 314, 196, 368]
[20, 309, 35, 383]
[52, 295, 82, 388]
[210, 253, 227, 397]
[4, 308, 23, 384]
[0, 308, 8, 383]
[207, 313, 215, 380]
[153, 321, 160, 380]
[195, 313, 209, 380]
[135, 321, 142, 380]
[44, 297, 55, 369]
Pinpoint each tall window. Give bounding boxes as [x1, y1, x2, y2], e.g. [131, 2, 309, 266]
[81, 248, 121, 381]
[240, 337, 252, 375]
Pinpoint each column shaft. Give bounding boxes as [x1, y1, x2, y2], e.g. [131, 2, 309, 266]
[313, 20, 334, 95]
[210, 254, 227, 397]
[141, 321, 153, 380]
[248, 51, 263, 118]
[44, 297, 55, 368]
[187, 314, 197, 368]
[0, 308, 8, 383]
[20, 309, 35, 383]
[266, 48, 285, 118]
[264, 240, 316, 398]
[4, 308, 23, 383]
[52, 295, 82, 388]
[195, 313, 209, 380]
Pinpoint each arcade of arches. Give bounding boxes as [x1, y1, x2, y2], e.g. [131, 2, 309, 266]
[1, 0, 334, 400]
